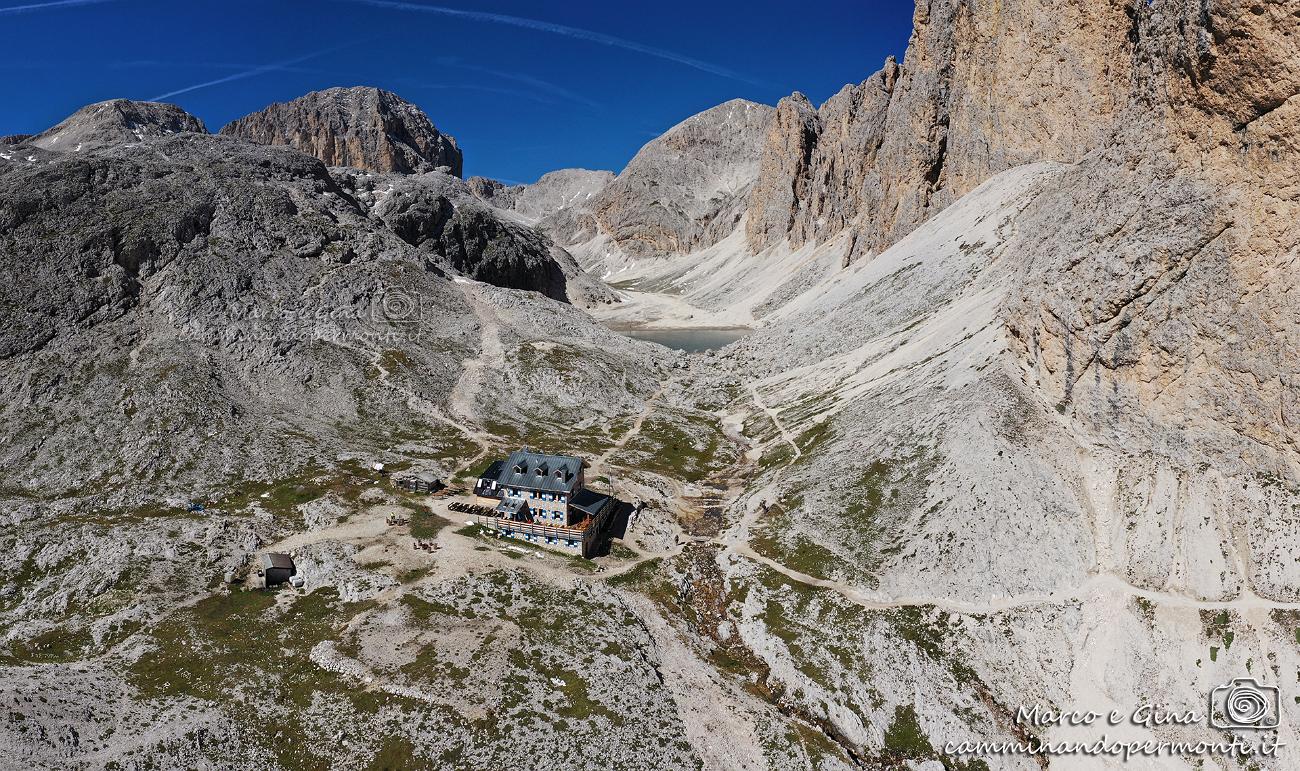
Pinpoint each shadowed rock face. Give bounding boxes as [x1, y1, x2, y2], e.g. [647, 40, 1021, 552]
[337, 169, 616, 306]
[28, 99, 207, 152]
[219, 86, 463, 176]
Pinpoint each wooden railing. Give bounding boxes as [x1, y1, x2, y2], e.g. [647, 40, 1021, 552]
[475, 514, 590, 539]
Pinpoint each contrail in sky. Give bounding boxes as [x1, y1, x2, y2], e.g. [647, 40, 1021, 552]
[148, 44, 354, 101]
[339, 0, 764, 86]
[0, 0, 114, 15]
[436, 58, 602, 110]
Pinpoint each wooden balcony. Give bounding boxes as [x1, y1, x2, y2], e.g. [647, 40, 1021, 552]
[474, 514, 592, 540]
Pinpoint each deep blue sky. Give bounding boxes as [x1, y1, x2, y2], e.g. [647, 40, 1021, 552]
[0, 0, 915, 183]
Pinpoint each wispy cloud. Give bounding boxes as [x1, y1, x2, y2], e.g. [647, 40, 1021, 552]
[147, 44, 355, 101]
[0, 0, 113, 15]
[434, 57, 601, 111]
[338, 0, 763, 86]
[115, 59, 331, 77]
[87, 55, 559, 109]
[396, 78, 557, 106]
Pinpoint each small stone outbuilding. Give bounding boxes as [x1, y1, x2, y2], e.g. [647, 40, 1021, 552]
[261, 553, 296, 586]
[395, 471, 442, 494]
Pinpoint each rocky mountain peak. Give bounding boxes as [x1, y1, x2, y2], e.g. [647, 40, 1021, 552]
[591, 98, 774, 257]
[28, 99, 207, 152]
[219, 86, 463, 176]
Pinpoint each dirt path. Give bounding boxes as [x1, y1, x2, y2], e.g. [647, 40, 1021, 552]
[324, 334, 494, 469]
[326, 280, 512, 480]
[449, 282, 506, 428]
[706, 381, 1300, 618]
[747, 383, 801, 460]
[718, 535, 1300, 613]
[586, 378, 675, 481]
[265, 513, 394, 554]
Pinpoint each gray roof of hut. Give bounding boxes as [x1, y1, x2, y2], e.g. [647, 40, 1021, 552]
[261, 552, 295, 571]
[399, 471, 441, 483]
[476, 460, 505, 481]
[490, 448, 583, 494]
[570, 489, 612, 518]
[496, 497, 528, 517]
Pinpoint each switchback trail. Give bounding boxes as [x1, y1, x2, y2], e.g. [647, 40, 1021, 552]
[703, 378, 1300, 617]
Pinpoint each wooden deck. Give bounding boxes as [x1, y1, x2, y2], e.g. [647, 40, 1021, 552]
[474, 514, 592, 540]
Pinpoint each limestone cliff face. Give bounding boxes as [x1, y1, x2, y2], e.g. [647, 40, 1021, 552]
[747, 0, 1297, 273]
[878, 0, 1133, 240]
[747, 0, 1138, 258]
[591, 99, 773, 257]
[1006, 0, 1300, 474]
[28, 99, 207, 152]
[746, 62, 898, 260]
[220, 87, 462, 176]
[744, 92, 820, 254]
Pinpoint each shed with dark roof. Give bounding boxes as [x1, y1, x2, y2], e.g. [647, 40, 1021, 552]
[395, 471, 442, 494]
[475, 460, 506, 499]
[569, 489, 612, 520]
[260, 553, 296, 586]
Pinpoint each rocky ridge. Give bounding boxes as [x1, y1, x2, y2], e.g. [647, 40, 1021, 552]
[475, 101, 774, 271]
[19, 89, 611, 306]
[339, 168, 616, 305]
[589, 99, 773, 258]
[470, 168, 616, 251]
[743, 0, 1137, 260]
[27, 99, 208, 152]
[0, 120, 631, 507]
[220, 86, 464, 176]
